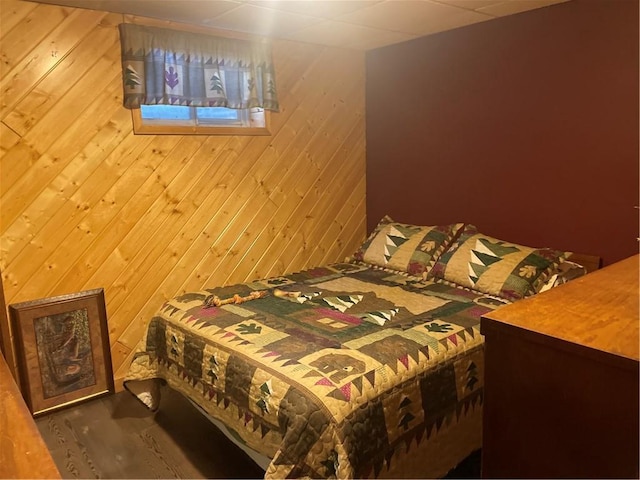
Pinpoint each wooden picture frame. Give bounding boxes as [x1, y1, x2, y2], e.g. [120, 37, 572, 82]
[9, 288, 114, 417]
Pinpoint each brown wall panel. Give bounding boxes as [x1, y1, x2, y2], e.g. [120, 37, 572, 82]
[366, 0, 639, 266]
[0, 1, 366, 385]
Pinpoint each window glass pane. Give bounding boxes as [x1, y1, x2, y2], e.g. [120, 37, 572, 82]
[141, 104, 191, 120]
[133, 104, 268, 135]
[196, 107, 239, 120]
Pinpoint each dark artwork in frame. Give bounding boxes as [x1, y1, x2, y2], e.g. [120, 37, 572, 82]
[34, 307, 96, 399]
[9, 288, 114, 417]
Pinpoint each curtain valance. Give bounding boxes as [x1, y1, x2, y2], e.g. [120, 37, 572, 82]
[118, 23, 279, 111]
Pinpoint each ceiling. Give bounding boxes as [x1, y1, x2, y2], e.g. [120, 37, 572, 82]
[32, 0, 569, 50]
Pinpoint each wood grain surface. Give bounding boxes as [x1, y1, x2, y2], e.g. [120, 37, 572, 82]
[0, 353, 60, 479]
[0, 0, 366, 387]
[482, 254, 639, 362]
[36, 387, 266, 479]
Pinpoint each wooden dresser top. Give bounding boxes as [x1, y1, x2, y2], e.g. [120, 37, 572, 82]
[482, 254, 639, 363]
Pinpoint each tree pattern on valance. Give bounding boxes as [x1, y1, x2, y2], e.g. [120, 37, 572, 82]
[118, 23, 279, 111]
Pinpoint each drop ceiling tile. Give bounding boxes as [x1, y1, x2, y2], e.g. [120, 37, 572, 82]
[431, 0, 505, 11]
[59, 0, 243, 21]
[346, 26, 419, 49]
[477, 0, 568, 17]
[349, 35, 418, 50]
[208, 3, 323, 37]
[246, 1, 381, 19]
[335, 0, 489, 35]
[29, 0, 574, 50]
[418, 9, 495, 36]
[143, 0, 242, 21]
[283, 19, 414, 48]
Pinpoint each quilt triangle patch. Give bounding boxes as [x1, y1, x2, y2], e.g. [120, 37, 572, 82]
[419, 345, 431, 360]
[260, 380, 273, 395]
[327, 387, 348, 402]
[385, 448, 395, 471]
[315, 377, 334, 387]
[468, 238, 520, 285]
[383, 226, 410, 263]
[387, 225, 408, 241]
[256, 398, 269, 414]
[339, 383, 352, 401]
[398, 354, 410, 370]
[352, 376, 363, 394]
[323, 295, 364, 312]
[296, 292, 321, 303]
[303, 370, 323, 379]
[445, 412, 455, 428]
[468, 261, 487, 286]
[398, 412, 415, 430]
[253, 419, 262, 432]
[477, 237, 520, 257]
[404, 436, 413, 453]
[471, 250, 503, 268]
[458, 330, 467, 342]
[466, 326, 476, 339]
[361, 308, 399, 326]
[364, 370, 376, 388]
[426, 422, 435, 439]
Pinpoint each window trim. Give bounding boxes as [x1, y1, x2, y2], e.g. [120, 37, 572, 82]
[131, 107, 271, 136]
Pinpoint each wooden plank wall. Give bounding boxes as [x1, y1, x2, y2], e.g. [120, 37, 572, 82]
[0, 0, 367, 386]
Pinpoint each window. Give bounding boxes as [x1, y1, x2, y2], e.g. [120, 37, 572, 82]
[132, 105, 270, 135]
[119, 23, 279, 136]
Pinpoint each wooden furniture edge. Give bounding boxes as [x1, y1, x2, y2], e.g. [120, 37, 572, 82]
[0, 352, 60, 479]
[480, 318, 639, 372]
[0, 270, 18, 382]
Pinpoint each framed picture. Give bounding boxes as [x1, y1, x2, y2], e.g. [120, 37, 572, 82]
[9, 288, 114, 417]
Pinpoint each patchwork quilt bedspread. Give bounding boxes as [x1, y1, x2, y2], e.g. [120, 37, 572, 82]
[125, 262, 509, 478]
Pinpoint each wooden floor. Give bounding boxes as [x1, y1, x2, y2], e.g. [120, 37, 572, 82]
[36, 386, 480, 479]
[35, 387, 266, 479]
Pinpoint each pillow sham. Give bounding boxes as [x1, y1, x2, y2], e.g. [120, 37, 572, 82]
[430, 227, 570, 301]
[352, 215, 464, 277]
[537, 260, 587, 293]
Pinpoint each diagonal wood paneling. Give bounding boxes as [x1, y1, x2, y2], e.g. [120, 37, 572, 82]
[0, 0, 366, 386]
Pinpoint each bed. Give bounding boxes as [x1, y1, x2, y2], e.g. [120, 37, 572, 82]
[124, 218, 591, 478]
